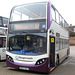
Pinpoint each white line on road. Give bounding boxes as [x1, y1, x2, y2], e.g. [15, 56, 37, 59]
[62, 58, 72, 65]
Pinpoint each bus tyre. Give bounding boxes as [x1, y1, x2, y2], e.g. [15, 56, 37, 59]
[66, 49, 69, 59]
[56, 54, 59, 66]
[0, 56, 1, 60]
[66, 50, 69, 59]
[56, 58, 59, 66]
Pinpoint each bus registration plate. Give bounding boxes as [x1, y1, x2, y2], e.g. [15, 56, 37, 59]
[19, 67, 29, 70]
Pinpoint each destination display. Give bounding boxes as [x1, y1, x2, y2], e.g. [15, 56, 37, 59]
[10, 22, 46, 32]
[14, 23, 40, 30]
[9, 20, 47, 33]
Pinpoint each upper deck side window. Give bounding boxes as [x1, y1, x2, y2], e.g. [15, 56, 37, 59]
[51, 6, 60, 24]
[60, 16, 64, 27]
[3, 17, 8, 27]
[51, 6, 55, 21]
[56, 10, 59, 24]
[51, 5, 69, 27]
[64, 21, 69, 27]
[0, 17, 2, 26]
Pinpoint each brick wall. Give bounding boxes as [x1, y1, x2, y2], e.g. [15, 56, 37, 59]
[70, 37, 75, 45]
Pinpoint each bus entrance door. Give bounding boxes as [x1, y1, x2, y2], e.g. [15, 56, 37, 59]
[50, 36, 55, 68]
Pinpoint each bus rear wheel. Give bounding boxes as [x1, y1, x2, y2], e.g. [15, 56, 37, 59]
[56, 54, 59, 66]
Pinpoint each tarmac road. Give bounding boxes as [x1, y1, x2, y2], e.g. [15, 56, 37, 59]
[0, 46, 75, 75]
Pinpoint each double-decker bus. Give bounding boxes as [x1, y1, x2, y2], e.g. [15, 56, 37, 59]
[6, 1, 70, 73]
[0, 16, 8, 60]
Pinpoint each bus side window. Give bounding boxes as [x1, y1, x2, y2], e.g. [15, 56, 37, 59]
[59, 38, 63, 50]
[56, 11, 59, 24]
[3, 38, 6, 47]
[56, 38, 59, 51]
[0, 17, 2, 25]
[60, 16, 63, 27]
[51, 6, 55, 21]
[0, 38, 2, 47]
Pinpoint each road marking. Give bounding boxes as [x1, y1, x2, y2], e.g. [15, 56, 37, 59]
[62, 58, 72, 65]
[68, 63, 75, 65]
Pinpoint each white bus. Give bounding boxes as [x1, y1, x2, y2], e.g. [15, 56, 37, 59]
[6, 1, 70, 73]
[0, 16, 8, 60]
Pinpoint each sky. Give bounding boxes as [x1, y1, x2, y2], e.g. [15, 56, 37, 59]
[0, 0, 75, 25]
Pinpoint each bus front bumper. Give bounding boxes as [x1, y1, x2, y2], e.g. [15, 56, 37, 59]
[6, 55, 50, 73]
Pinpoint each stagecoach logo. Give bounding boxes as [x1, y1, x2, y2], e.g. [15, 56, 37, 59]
[15, 56, 33, 60]
[2, 49, 5, 52]
[15, 56, 19, 60]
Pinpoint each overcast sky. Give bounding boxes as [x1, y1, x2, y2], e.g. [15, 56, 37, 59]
[0, 0, 74, 25]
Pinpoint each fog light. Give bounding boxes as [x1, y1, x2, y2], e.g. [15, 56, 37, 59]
[37, 62, 39, 65]
[42, 59, 45, 62]
[9, 58, 11, 61]
[8, 56, 9, 59]
[40, 61, 42, 64]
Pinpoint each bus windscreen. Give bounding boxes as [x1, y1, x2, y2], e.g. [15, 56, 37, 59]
[7, 33, 47, 55]
[10, 2, 47, 22]
[9, 2, 47, 32]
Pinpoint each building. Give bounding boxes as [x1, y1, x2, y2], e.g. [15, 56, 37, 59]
[66, 24, 75, 32]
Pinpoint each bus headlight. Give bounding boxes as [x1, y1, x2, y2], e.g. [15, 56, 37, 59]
[7, 55, 14, 63]
[35, 58, 46, 65]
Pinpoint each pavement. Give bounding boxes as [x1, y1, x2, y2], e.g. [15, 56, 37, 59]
[0, 46, 75, 75]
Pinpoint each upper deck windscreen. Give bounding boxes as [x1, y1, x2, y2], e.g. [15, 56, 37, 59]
[10, 2, 47, 22]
